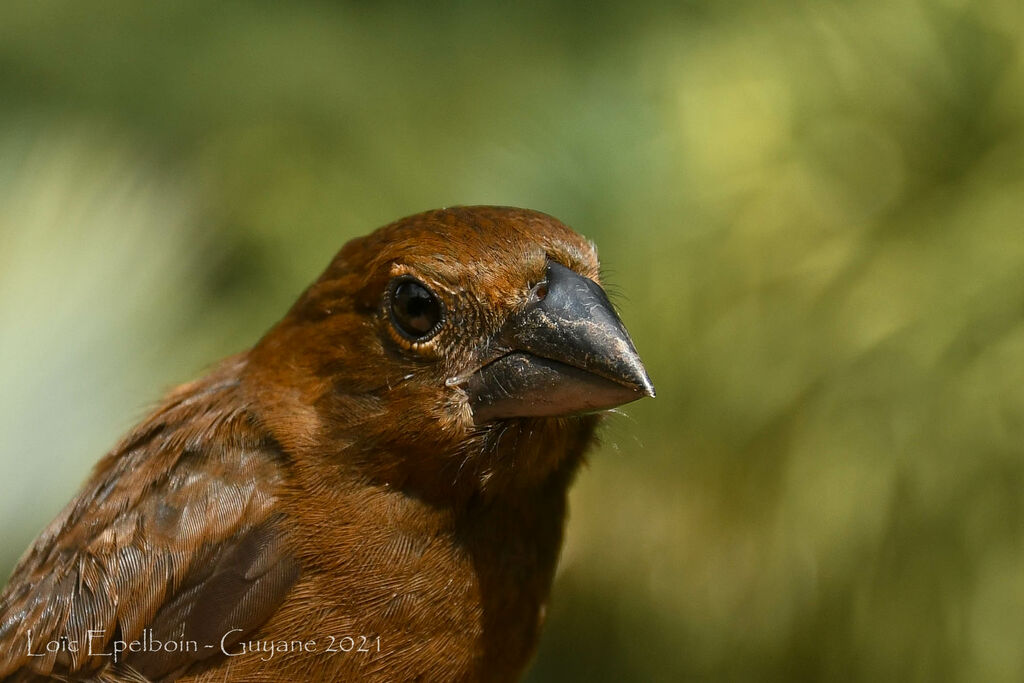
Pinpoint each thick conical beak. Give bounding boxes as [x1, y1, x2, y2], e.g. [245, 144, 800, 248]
[467, 260, 655, 422]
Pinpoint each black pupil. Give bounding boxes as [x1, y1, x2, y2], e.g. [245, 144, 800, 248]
[393, 280, 441, 338]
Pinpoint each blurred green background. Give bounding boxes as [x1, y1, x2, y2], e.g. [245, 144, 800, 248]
[2, 1, 1024, 680]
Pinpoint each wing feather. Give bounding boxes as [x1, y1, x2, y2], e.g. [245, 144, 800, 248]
[0, 369, 299, 682]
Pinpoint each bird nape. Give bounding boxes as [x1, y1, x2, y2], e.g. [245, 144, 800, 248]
[0, 206, 654, 682]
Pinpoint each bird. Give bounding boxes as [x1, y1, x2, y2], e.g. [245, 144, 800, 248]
[0, 206, 654, 682]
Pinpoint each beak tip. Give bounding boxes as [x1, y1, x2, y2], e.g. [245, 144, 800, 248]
[635, 371, 656, 399]
[620, 355, 655, 400]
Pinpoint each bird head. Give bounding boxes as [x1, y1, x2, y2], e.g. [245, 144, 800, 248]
[246, 206, 654, 499]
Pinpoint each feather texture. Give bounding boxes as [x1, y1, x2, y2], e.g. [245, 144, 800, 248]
[0, 206, 649, 682]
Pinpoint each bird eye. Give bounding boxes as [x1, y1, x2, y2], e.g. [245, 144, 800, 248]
[388, 277, 444, 342]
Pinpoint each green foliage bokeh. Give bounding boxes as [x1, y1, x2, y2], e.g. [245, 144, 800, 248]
[2, 1, 1023, 680]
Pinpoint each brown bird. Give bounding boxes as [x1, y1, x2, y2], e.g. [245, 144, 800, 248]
[0, 206, 654, 682]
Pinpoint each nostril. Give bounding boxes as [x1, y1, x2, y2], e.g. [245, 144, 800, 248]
[532, 281, 548, 301]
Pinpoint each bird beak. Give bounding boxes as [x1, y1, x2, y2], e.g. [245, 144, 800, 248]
[466, 260, 655, 422]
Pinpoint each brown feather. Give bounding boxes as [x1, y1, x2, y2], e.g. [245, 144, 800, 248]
[0, 207, 623, 682]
